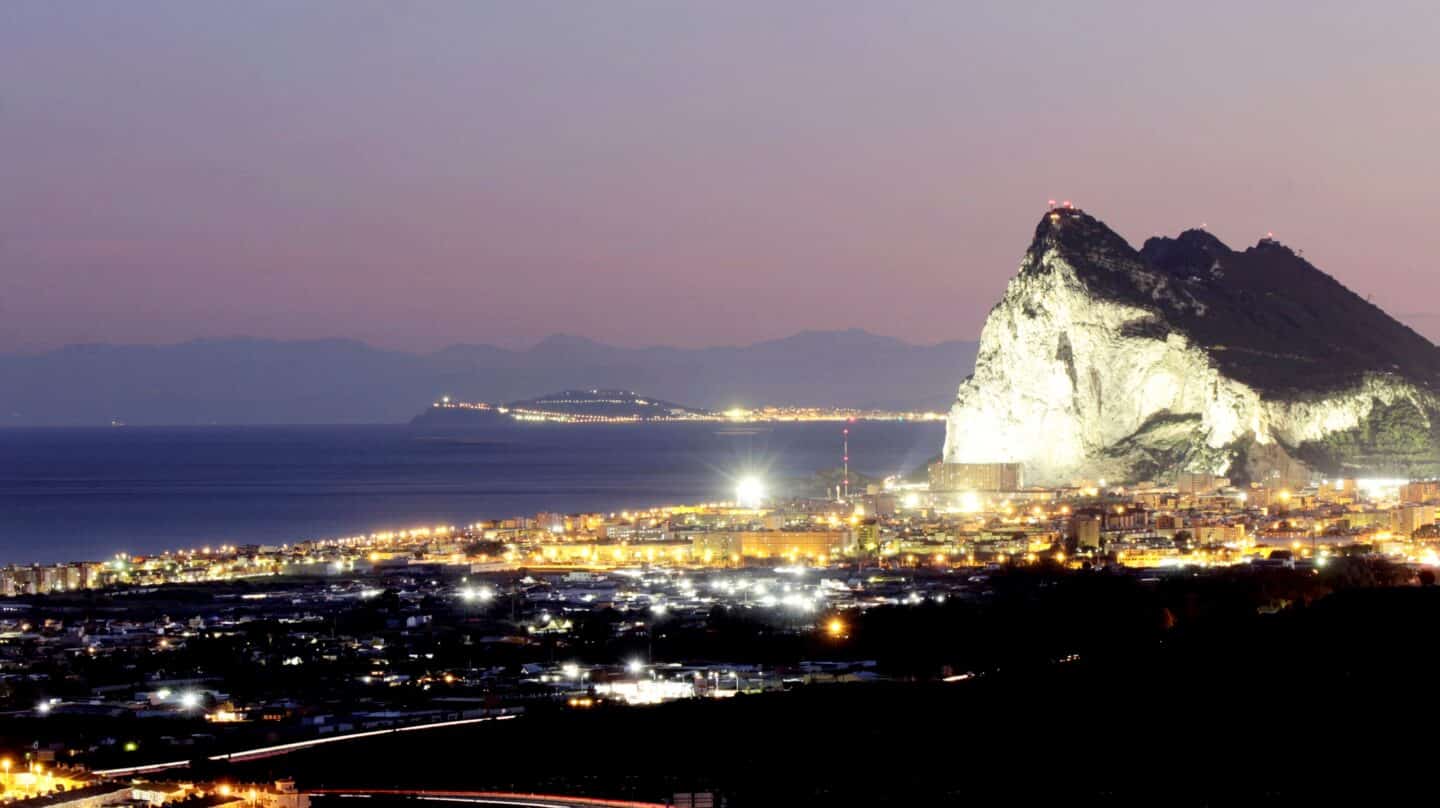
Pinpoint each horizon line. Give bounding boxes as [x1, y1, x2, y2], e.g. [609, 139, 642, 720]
[0, 327, 983, 358]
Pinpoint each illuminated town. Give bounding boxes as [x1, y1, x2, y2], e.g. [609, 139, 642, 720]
[8, 462, 1440, 596]
[423, 395, 945, 425]
[6, 449, 1440, 802]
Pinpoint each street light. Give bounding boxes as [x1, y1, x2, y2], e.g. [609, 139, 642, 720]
[735, 476, 765, 508]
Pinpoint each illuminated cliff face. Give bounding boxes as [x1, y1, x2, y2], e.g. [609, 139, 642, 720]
[943, 208, 1440, 484]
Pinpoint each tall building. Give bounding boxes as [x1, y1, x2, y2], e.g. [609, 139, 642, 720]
[80, 562, 107, 589]
[929, 462, 1024, 492]
[1176, 472, 1229, 496]
[851, 519, 880, 553]
[1193, 523, 1248, 546]
[37, 565, 64, 593]
[1401, 481, 1440, 504]
[1391, 505, 1437, 538]
[1070, 514, 1102, 549]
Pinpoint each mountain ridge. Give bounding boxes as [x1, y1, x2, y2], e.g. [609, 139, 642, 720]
[944, 207, 1440, 483]
[0, 330, 978, 426]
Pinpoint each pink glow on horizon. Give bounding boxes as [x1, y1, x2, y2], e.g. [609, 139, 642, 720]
[3, 1, 1440, 352]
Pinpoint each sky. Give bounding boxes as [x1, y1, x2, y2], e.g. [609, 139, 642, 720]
[3, 1, 1440, 353]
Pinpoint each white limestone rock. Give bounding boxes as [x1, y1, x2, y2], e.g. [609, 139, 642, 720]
[943, 208, 1440, 484]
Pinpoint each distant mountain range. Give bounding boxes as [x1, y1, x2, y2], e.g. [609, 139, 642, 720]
[0, 330, 978, 426]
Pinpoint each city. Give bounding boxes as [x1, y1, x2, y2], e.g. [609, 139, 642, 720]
[8, 1, 1440, 804]
[7, 462, 1439, 597]
[5, 461, 1439, 788]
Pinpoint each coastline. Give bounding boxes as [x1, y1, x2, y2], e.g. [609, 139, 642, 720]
[0, 420, 944, 567]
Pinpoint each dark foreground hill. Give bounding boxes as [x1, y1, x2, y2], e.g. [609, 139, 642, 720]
[208, 563, 1438, 805]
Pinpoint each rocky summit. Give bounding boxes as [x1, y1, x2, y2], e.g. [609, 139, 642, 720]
[943, 206, 1440, 485]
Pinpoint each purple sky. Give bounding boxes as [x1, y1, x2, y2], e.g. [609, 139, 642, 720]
[4, 1, 1439, 353]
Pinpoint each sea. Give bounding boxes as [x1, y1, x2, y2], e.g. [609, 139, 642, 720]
[0, 422, 943, 565]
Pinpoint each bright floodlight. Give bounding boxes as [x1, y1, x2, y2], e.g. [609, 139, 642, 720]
[459, 585, 494, 603]
[179, 691, 201, 709]
[626, 659, 644, 675]
[736, 476, 766, 508]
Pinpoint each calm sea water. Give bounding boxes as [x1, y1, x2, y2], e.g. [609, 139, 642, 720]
[0, 422, 942, 564]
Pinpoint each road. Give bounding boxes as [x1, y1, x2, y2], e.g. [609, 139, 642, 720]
[92, 714, 518, 777]
[310, 790, 665, 808]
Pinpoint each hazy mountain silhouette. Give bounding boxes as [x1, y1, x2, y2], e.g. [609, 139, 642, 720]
[0, 330, 978, 426]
